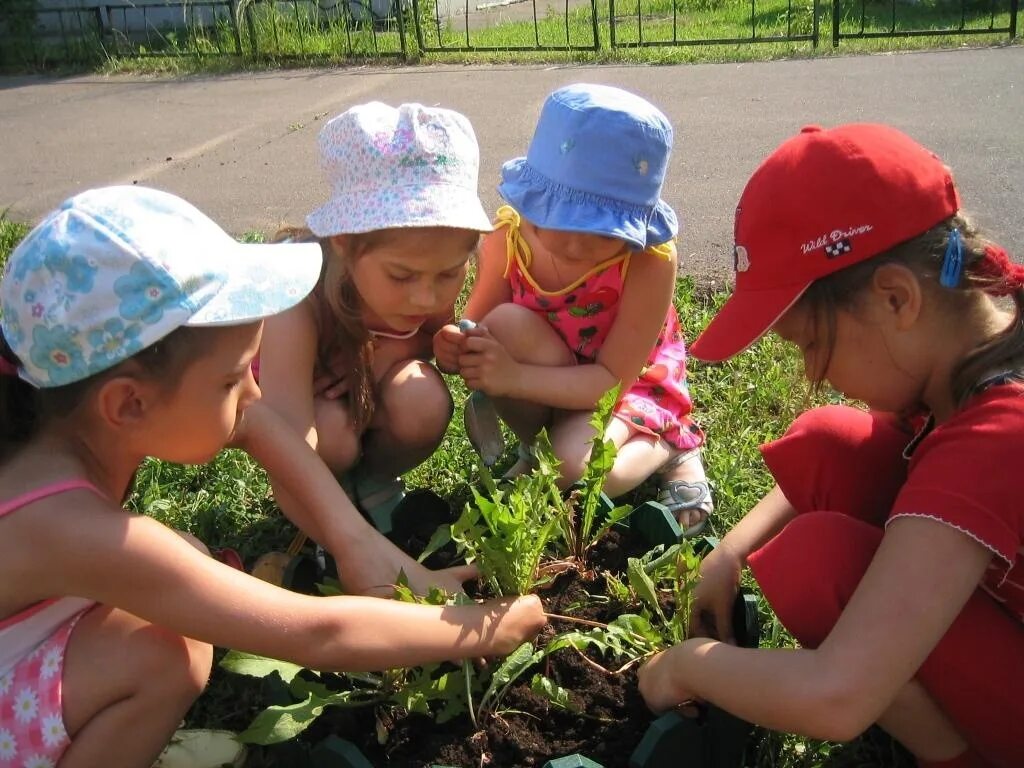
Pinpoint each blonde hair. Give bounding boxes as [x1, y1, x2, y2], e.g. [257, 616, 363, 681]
[800, 214, 1024, 408]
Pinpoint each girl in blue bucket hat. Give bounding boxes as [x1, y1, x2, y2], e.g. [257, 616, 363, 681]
[435, 83, 712, 535]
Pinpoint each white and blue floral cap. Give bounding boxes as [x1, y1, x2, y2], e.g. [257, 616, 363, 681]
[0, 185, 323, 388]
[306, 102, 493, 237]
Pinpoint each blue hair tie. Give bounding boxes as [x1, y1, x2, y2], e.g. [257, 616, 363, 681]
[940, 228, 964, 288]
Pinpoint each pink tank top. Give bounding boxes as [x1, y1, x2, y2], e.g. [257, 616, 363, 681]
[0, 480, 101, 676]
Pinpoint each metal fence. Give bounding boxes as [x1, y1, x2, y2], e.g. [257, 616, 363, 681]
[0, 0, 1018, 65]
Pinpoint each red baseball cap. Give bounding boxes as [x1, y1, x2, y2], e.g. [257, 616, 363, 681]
[690, 123, 961, 362]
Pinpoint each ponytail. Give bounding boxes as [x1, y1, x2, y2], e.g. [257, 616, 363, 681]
[950, 242, 1024, 406]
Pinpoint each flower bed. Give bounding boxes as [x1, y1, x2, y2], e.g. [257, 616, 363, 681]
[223, 394, 762, 767]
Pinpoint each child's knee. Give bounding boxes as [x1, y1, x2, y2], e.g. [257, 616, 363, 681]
[765, 405, 907, 520]
[142, 628, 213, 700]
[483, 304, 575, 365]
[382, 361, 452, 445]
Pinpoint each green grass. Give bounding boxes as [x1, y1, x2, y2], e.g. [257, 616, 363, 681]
[3, 0, 1019, 74]
[0, 221, 918, 765]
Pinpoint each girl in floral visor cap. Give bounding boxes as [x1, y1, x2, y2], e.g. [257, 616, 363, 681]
[435, 83, 713, 537]
[639, 124, 1023, 768]
[0, 186, 543, 768]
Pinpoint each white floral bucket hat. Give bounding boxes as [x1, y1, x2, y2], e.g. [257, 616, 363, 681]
[306, 102, 493, 237]
[0, 185, 322, 388]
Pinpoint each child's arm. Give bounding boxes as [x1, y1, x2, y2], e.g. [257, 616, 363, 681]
[688, 484, 797, 643]
[236, 402, 476, 596]
[463, 231, 514, 321]
[639, 517, 992, 741]
[35, 496, 544, 671]
[462, 246, 676, 410]
[257, 301, 323, 450]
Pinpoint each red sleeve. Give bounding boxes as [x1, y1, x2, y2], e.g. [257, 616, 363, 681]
[890, 385, 1024, 579]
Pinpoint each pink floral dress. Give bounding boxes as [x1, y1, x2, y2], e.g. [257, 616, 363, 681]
[497, 206, 704, 451]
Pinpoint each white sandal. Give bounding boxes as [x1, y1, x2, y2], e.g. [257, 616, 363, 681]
[656, 449, 714, 538]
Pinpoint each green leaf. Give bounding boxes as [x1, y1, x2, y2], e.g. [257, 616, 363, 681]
[627, 557, 667, 624]
[220, 651, 305, 684]
[416, 522, 453, 563]
[478, 641, 542, 716]
[238, 694, 325, 744]
[530, 673, 577, 711]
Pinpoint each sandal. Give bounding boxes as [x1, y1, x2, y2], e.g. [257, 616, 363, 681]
[656, 449, 714, 538]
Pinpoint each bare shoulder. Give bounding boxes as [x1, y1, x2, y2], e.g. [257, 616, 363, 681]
[0, 483, 131, 607]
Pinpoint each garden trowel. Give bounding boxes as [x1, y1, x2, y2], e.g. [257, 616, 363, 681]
[458, 319, 505, 466]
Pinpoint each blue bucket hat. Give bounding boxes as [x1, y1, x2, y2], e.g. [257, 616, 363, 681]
[498, 83, 678, 251]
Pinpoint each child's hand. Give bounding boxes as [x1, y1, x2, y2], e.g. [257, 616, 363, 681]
[480, 594, 546, 656]
[433, 324, 465, 374]
[638, 645, 698, 713]
[687, 543, 743, 643]
[458, 326, 520, 397]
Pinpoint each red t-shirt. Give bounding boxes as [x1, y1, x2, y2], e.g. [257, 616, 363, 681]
[889, 382, 1024, 624]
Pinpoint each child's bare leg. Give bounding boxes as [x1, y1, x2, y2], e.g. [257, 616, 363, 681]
[60, 606, 212, 768]
[876, 678, 969, 762]
[312, 396, 362, 475]
[548, 413, 657, 492]
[481, 303, 576, 473]
[603, 431, 672, 498]
[359, 359, 453, 480]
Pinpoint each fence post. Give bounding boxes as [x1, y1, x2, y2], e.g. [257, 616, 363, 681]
[229, 0, 243, 54]
[590, 0, 600, 49]
[831, 0, 840, 46]
[1010, 0, 1017, 39]
[410, 0, 427, 53]
[811, 0, 818, 47]
[609, 0, 616, 46]
[395, 0, 408, 60]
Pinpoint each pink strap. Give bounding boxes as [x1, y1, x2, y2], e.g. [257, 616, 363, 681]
[0, 479, 103, 519]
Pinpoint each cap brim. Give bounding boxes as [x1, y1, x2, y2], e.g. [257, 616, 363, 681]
[498, 158, 679, 251]
[689, 282, 808, 362]
[307, 186, 493, 237]
[187, 240, 323, 327]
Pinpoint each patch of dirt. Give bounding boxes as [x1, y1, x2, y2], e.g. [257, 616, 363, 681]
[317, 528, 663, 767]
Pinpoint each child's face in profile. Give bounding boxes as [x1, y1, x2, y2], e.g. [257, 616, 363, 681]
[531, 224, 625, 264]
[348, 227, 478, 333]
[144, 322, 263, 464]
[773, 298, 916, 415]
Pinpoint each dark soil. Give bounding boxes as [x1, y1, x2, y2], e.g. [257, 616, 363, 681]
[311, 522, 664, 767]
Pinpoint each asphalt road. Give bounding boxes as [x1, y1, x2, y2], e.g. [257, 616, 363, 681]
[1, 46, 1021, 281]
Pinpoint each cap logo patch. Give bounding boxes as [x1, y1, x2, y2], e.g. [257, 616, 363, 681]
[801, 224, 873, 256]
[734, 245, 750, 272]
[825, 239, 851, 258]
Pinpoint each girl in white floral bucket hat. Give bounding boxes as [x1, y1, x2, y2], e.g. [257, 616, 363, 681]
[257, 101, 492, 543]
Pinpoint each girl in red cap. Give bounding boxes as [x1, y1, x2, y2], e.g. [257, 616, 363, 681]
[638, 123, 1024, 767]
